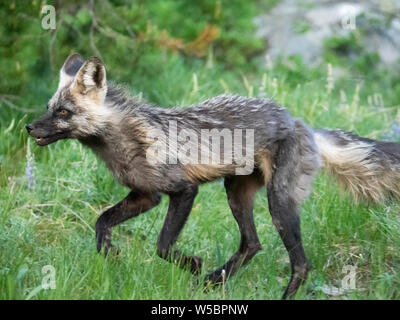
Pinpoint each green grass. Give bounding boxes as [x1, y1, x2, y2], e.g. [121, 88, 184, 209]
[1, 57, 399, 300]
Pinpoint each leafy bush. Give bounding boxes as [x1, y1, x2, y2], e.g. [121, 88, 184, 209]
[0, 0, 264, 120]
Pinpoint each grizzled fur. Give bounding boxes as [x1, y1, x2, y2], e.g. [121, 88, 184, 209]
[27, 54, 400, 299]
[315, 129, 400, 203]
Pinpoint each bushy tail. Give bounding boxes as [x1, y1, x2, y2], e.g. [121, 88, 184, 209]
[314, 128, 400, 204]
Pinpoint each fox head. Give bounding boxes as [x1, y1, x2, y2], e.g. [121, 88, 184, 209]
[26, 54, 109, 146]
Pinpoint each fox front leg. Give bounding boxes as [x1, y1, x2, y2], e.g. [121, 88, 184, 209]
[95, 191, 161, 256]
[156, 185, 203, 274]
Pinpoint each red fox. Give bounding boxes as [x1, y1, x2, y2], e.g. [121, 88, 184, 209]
[27, 54, 400, 298]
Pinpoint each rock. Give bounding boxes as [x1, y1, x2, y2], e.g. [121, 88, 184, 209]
[254, 0, 400, 68]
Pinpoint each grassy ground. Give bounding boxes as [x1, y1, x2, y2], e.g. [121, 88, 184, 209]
[1, 57, 400, 300]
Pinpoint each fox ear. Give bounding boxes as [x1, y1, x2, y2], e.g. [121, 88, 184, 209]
[59, 53, 84, 89]
[72, 56, 107, 101]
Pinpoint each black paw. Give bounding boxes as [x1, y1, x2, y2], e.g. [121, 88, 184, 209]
[188, 256, 203, 274]
[95, 225, 113, 256]
[204, 270, 225, 288]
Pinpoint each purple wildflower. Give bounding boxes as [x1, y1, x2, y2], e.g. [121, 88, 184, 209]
[26, 144, 37, 190]
[382, 123, 400, 141]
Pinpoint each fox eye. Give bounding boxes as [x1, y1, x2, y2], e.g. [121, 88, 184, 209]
[60, 109, 69, 116]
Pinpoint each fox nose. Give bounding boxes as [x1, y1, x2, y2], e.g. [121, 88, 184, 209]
[26, 124, 33, 133]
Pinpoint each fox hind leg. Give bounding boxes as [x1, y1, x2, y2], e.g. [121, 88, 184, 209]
[205, 173, 263, 284]
[267, 127, 320, 299]
[267, 184, 310, 299]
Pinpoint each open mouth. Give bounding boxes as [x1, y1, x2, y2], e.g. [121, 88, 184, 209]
[34, 133, 67, 146]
